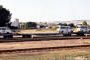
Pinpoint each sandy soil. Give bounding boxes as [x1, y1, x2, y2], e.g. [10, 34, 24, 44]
[0, 39, 90, 50]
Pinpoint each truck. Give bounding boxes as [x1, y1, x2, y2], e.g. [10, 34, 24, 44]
[73, 24, 88, 36]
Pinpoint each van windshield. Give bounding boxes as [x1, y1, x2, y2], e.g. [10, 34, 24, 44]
[77, 26, 87, 28]
[61, 27, 66, 29]
[2, 28, 6, 30]
[61, 27, 70, 29]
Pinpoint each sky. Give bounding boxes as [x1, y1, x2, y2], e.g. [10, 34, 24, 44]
[0, 0, 90, 22]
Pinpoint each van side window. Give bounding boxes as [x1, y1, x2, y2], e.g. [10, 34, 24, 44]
[2, 28, 6, 30]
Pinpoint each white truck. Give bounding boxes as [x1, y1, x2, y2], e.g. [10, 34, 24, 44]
[0, 27, 13, 38]
[57, 25, 72, 36]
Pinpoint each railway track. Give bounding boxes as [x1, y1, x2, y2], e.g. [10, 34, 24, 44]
[0, 35, 90, 42]
[0, 44, 90, 54]
[0, 35, 89, 54]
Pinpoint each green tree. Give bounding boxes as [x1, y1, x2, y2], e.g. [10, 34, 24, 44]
[68, 23, 76, 28]
[27, 22, 37, 29]
[0, 5, 11, 27]
[58, 23, 67, 26]
[82, 21, 88, 26]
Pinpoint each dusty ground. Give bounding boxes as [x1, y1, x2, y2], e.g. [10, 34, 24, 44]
[0, 39, 90, 50]
[0, 46, 90, 60]
[0, 39, 90, 60]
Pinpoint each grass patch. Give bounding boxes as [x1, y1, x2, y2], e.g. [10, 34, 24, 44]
[0, 49, 90, 60]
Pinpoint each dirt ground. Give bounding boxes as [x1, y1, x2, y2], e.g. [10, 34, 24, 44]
[0, 45, 90, 60]
[0, 39, 90, 60]
[0, 39, 90, 50]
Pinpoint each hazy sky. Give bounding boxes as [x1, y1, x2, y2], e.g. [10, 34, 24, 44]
[0, 0, 90, 22]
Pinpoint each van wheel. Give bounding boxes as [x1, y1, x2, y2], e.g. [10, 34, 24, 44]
[63, 34, 67, 36]
[76, 33, 84, 36]
[68, 34, 71, 36]
[3, 34, 13, 38]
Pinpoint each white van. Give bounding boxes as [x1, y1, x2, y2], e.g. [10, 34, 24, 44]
[57, 25, 72, 36]
[0, 27, 13, 38]
[0, 27, 12, 34]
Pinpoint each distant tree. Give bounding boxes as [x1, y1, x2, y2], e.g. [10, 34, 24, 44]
[63, 23, 67, 26]
[0, 5, 11, 27]
[82, 21, 88, 26]
[27, 22, 37, 29]
[19, 22, 27, 29]
[58, 23, 67, 26]
[58, 23, 62, 25]
[68, 23, 76, 28]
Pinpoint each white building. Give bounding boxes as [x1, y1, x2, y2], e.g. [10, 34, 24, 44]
[11, 19, 20, 28]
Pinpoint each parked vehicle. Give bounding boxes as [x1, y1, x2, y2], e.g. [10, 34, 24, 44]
[0, 27, 13, 38]
[73, 24, 88, 35]
[57, 25, 72, 36]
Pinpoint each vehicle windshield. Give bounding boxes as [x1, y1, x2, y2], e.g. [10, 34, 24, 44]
[60, 26, 71, 29]
[77, 26, 87, 28]
[2, 28, 6, 30]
